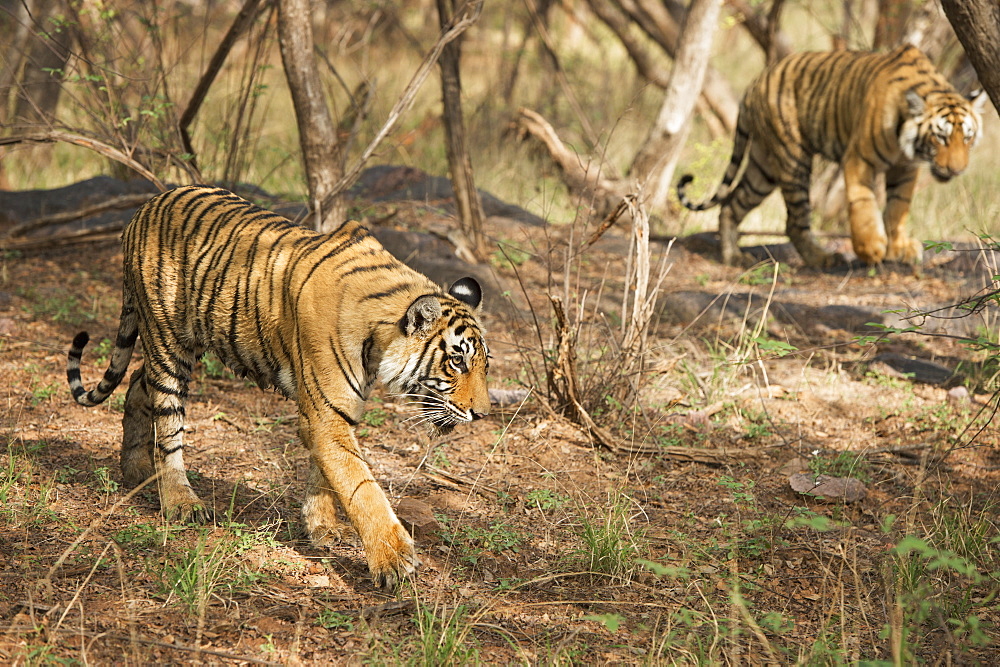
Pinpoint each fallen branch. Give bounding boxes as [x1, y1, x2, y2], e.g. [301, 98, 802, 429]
[3, 193, 151, 239]
[0, 131, 165, 190]
[622, 443, 757, 463]
[1, 226, 125, 252]
[515, 107, 629, 218]
[422, 463, 498, 498]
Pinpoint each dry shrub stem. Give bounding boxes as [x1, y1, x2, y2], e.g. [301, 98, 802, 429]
[549, 293, 618, 451]
[39, 471, 162, 598]
[178, 0, 267, 165]
[617, 194, 673, 407]
[540, 194, 671, 450]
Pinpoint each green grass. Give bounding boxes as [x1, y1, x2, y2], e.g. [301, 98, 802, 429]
[158, 523, 276, 617]
[4, 3, 1000, 662]
[410, 601, 481, 666]
[574, 491, 645, 581]
[808, 450, 872, 483]
[0, 444, 58, 530]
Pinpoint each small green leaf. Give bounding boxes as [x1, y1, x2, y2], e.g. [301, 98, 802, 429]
[583, 613, 624, 633]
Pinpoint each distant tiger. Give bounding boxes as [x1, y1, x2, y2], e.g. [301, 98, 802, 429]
[677, 44, 986, 268]
[66, 186, 490, 587]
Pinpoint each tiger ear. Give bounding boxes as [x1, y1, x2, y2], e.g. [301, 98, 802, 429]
[402, 295, 442, 336]
[448, 277, 482, 309]
[904, 89, 925, 118]
[969, 89, 988, 115]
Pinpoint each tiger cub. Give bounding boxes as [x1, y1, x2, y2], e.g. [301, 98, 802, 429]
[67, 186, 490, 586]
[677, 44, 986, 268]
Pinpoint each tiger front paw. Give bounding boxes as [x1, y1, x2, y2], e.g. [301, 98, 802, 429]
[163, 495, 214, 524]
[365, 520, 419, 588]
[885, 236, 923, 265]
[851, 232, 889, 265]
[160, 482, 215, 523]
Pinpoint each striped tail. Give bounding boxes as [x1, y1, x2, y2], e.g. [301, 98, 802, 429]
[67, 312, 139, 407]
[676, 115, 753, 211]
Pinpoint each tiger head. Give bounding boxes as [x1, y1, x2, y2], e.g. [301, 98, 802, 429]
[900, 88, 987, 183]
[380, 277, 490, 433]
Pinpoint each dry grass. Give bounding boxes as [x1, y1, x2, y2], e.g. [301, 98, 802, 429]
[3, 2, 1000, 664]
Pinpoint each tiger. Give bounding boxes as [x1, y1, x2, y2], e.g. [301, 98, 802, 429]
[677, 44, 986, 268]
[66, 185, 491, 587]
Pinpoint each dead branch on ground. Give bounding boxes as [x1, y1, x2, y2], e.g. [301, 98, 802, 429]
[3, 194, 154, 239]
[0, 131, 165, 190]
[515, 107, 630, 219]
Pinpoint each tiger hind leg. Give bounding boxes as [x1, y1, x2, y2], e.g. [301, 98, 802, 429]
[121, 366, 155, 488]
[782, 181, 845, 268]
[718, 206, 746, 267]
[144, 352, 212, 523]
[718, 158, 778, 266]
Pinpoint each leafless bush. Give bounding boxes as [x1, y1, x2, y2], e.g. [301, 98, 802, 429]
[514, 193, 671, 449]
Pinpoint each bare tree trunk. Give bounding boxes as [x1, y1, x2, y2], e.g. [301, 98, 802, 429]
[278, 0, 345, 232]
[0, 0, 42, 187]
[727, 0, 792, 63]
[585, 0, 737, 135]
[436, 0, 488, 261]
[874, 0, 914, 48]
[1, 0, 39, 123]
[940, 0, 1000, 112]
[631, 0, 722, 212]
[11, 0, 72, 127]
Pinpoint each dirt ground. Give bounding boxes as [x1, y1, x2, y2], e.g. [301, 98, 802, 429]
[1, 190, 999, 664]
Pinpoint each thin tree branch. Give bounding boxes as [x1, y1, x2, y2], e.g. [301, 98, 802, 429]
[178, 0, 267, 166]
[317, 6, 480, 215]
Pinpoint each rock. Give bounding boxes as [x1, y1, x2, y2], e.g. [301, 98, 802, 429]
[489, 388, 530, 406]
[789, 473, 867, 503]
[658, 289, 887, 335]
[870, 353, 959, 386]
[778, 457, 809, 476]
[395, 498, 441, 543]
[947, 386, 971, 407]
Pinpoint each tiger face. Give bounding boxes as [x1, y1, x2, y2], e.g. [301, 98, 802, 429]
[380, 277, 490, 433]
[902, 89, 986, 183]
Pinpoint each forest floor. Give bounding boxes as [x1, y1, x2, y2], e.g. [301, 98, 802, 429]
[1, 182, 1000, 664]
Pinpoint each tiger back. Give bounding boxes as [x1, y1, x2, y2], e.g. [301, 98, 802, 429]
[677, 44, 986, 268]
[66, 185, 491, 587]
